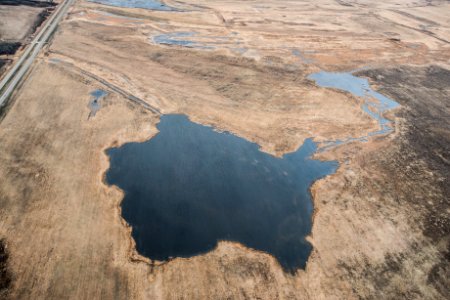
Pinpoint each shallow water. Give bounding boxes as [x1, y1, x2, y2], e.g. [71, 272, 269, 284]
[153, 32, 199, 47]
[151, 31, 248, 53]
[92, 9, 145, 23]
[308, 71, 399, 149]
[88, 89, 107, 118]
[105, 114, 338, 272]
[152, 32, 216, 50]
[88, 0, 177, 11]
[292, 49, 314, 64]
[232, 47, 248, 55]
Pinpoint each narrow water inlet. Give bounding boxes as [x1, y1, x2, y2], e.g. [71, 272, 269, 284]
[308, 71, 399, 150]
[105, 114, 338, 272]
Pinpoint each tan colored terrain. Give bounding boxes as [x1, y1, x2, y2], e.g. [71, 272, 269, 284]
[0, 0, 449, 299]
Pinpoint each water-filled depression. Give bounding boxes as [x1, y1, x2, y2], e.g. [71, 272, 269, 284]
[105, 114, 338, 272]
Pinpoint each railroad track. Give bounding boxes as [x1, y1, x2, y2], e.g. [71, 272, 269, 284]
[0, 0, 74, 109]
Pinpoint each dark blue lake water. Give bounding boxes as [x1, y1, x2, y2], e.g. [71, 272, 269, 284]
[105, 114, 338, 272]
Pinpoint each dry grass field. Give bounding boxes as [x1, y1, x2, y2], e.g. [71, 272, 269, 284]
[0, 0, 448, 299]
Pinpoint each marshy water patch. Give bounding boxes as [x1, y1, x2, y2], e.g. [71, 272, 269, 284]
[88, 89, 107, 119]
[90, 9, 145, 24]
[152, 32, 203, 48]
[105, 114, 338, 272]
[308, 71, 399, 150]
[150, 31, 248, 53]
[88, 0, 178, 11]
[292, 49, 314, 64]
[151, 32, 220, 50]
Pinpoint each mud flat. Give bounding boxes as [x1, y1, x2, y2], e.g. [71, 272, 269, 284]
[0, 0, 449, 299]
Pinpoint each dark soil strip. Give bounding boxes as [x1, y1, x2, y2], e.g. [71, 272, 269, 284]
[30, 8, 53, 38]
[357, 66, 450, 235]
[0, 43, 21, 56]
[357, 65, 450, 299]
[0, 239, 11, 298]
[0, 59, 7, 69]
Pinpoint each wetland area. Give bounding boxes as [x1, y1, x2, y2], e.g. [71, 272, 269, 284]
[0, 0, 448, 299]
